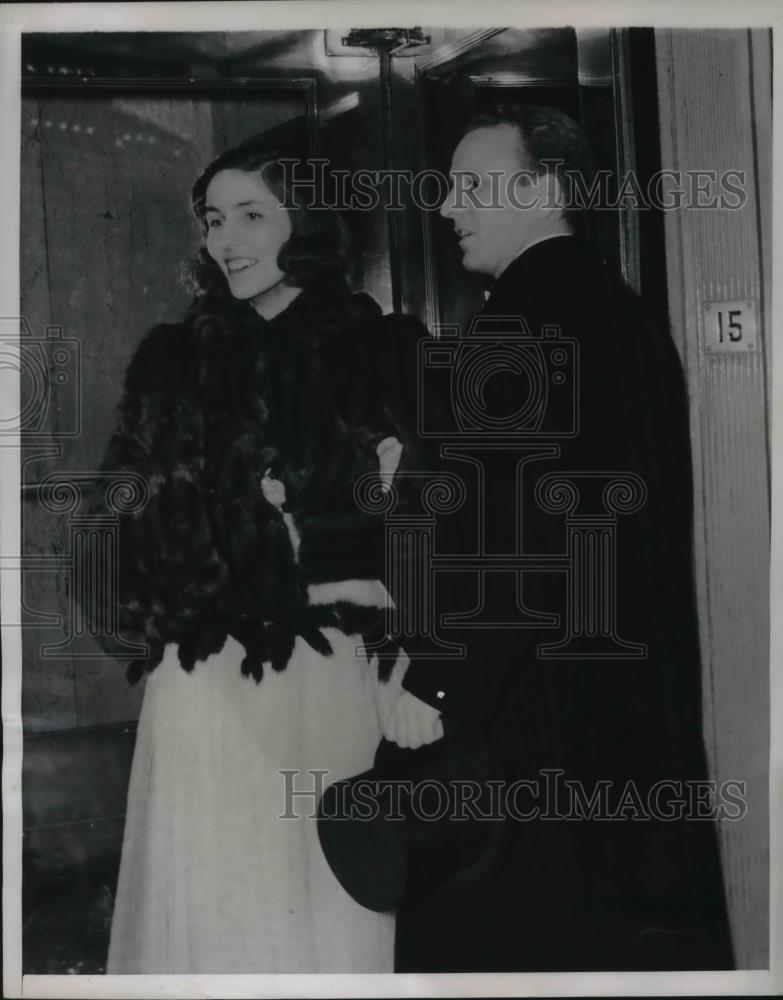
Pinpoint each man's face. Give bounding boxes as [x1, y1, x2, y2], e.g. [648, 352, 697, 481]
[440, 125, 547, 279]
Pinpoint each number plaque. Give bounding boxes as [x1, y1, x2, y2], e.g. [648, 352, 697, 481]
[703, 300, 757, 354]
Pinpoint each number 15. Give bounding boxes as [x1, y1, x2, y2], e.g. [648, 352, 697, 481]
[718, 310, 743, 343]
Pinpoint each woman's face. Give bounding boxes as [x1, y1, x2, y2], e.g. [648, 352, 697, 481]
[204, 168, 293, 307]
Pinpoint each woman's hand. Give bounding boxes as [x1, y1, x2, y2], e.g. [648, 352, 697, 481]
[260, 469, 302, 559]
[382, 690, 444, 750]
[376, 436, 403, 493]
[260, 468, 286, 508]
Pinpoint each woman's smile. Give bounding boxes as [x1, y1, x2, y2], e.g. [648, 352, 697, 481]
[225, 257, 259, 274]
[204, 168, 298, 316]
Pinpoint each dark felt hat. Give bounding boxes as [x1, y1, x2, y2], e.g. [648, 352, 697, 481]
[316, 724, 510, 913]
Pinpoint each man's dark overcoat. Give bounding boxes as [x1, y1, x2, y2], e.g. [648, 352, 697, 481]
[394, 235, 734, 971]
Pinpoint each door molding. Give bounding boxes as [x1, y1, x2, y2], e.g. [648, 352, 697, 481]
[655, 27, 771, 970]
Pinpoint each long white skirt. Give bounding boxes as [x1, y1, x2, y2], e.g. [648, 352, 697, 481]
[107, 580, 405, 974]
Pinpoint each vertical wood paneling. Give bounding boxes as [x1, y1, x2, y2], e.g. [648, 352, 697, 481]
[656, 28, 770, 969]
[20, 98, 78, 732]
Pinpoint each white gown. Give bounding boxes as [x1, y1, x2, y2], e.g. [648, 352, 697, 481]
[107, 578, 406, 974]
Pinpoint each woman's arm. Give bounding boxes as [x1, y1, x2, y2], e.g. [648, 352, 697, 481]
[292, 310, 470, 737]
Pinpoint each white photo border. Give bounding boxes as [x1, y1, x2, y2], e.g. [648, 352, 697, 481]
[1, 2, 780, 997]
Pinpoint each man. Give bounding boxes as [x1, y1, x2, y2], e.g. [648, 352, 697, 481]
[391, 106, 734, 971]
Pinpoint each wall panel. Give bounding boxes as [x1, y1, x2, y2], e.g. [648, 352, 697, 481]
[656, 27, 770, 969]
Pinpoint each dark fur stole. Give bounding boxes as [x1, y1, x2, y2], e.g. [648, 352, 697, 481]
[86, 271, 427, 685]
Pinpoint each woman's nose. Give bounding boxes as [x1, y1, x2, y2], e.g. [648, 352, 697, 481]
[212, 218, 239, 251]
[216, 226, 234, 250]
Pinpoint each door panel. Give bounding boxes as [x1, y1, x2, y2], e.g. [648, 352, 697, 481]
[393, 28, 624, 331]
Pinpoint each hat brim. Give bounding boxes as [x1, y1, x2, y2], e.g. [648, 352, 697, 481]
[317, 730, 510, 913]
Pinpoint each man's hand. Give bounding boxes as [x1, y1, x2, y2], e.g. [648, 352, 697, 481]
[382, 689, 444, 749]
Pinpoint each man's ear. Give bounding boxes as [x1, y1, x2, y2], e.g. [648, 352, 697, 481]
[508, 168, 540, 209]
[509, 166, 564, 214]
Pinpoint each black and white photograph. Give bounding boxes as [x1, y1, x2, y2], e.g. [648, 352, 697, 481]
[1, 2, 780, 996]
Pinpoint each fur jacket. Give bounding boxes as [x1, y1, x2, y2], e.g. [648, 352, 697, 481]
[87, 269, 431, 684]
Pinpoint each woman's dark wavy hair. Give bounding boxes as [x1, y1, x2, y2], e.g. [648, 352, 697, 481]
[186, 140, 353, 308]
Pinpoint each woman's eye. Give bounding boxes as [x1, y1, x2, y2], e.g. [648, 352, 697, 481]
[247, 211, 262, 221]
[206, 217, 222, 229]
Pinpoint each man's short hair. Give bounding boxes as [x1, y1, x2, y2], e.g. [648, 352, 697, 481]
[465, 105, 596, 226]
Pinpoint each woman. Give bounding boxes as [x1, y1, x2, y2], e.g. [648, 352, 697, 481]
[92, 141, 442, 973]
